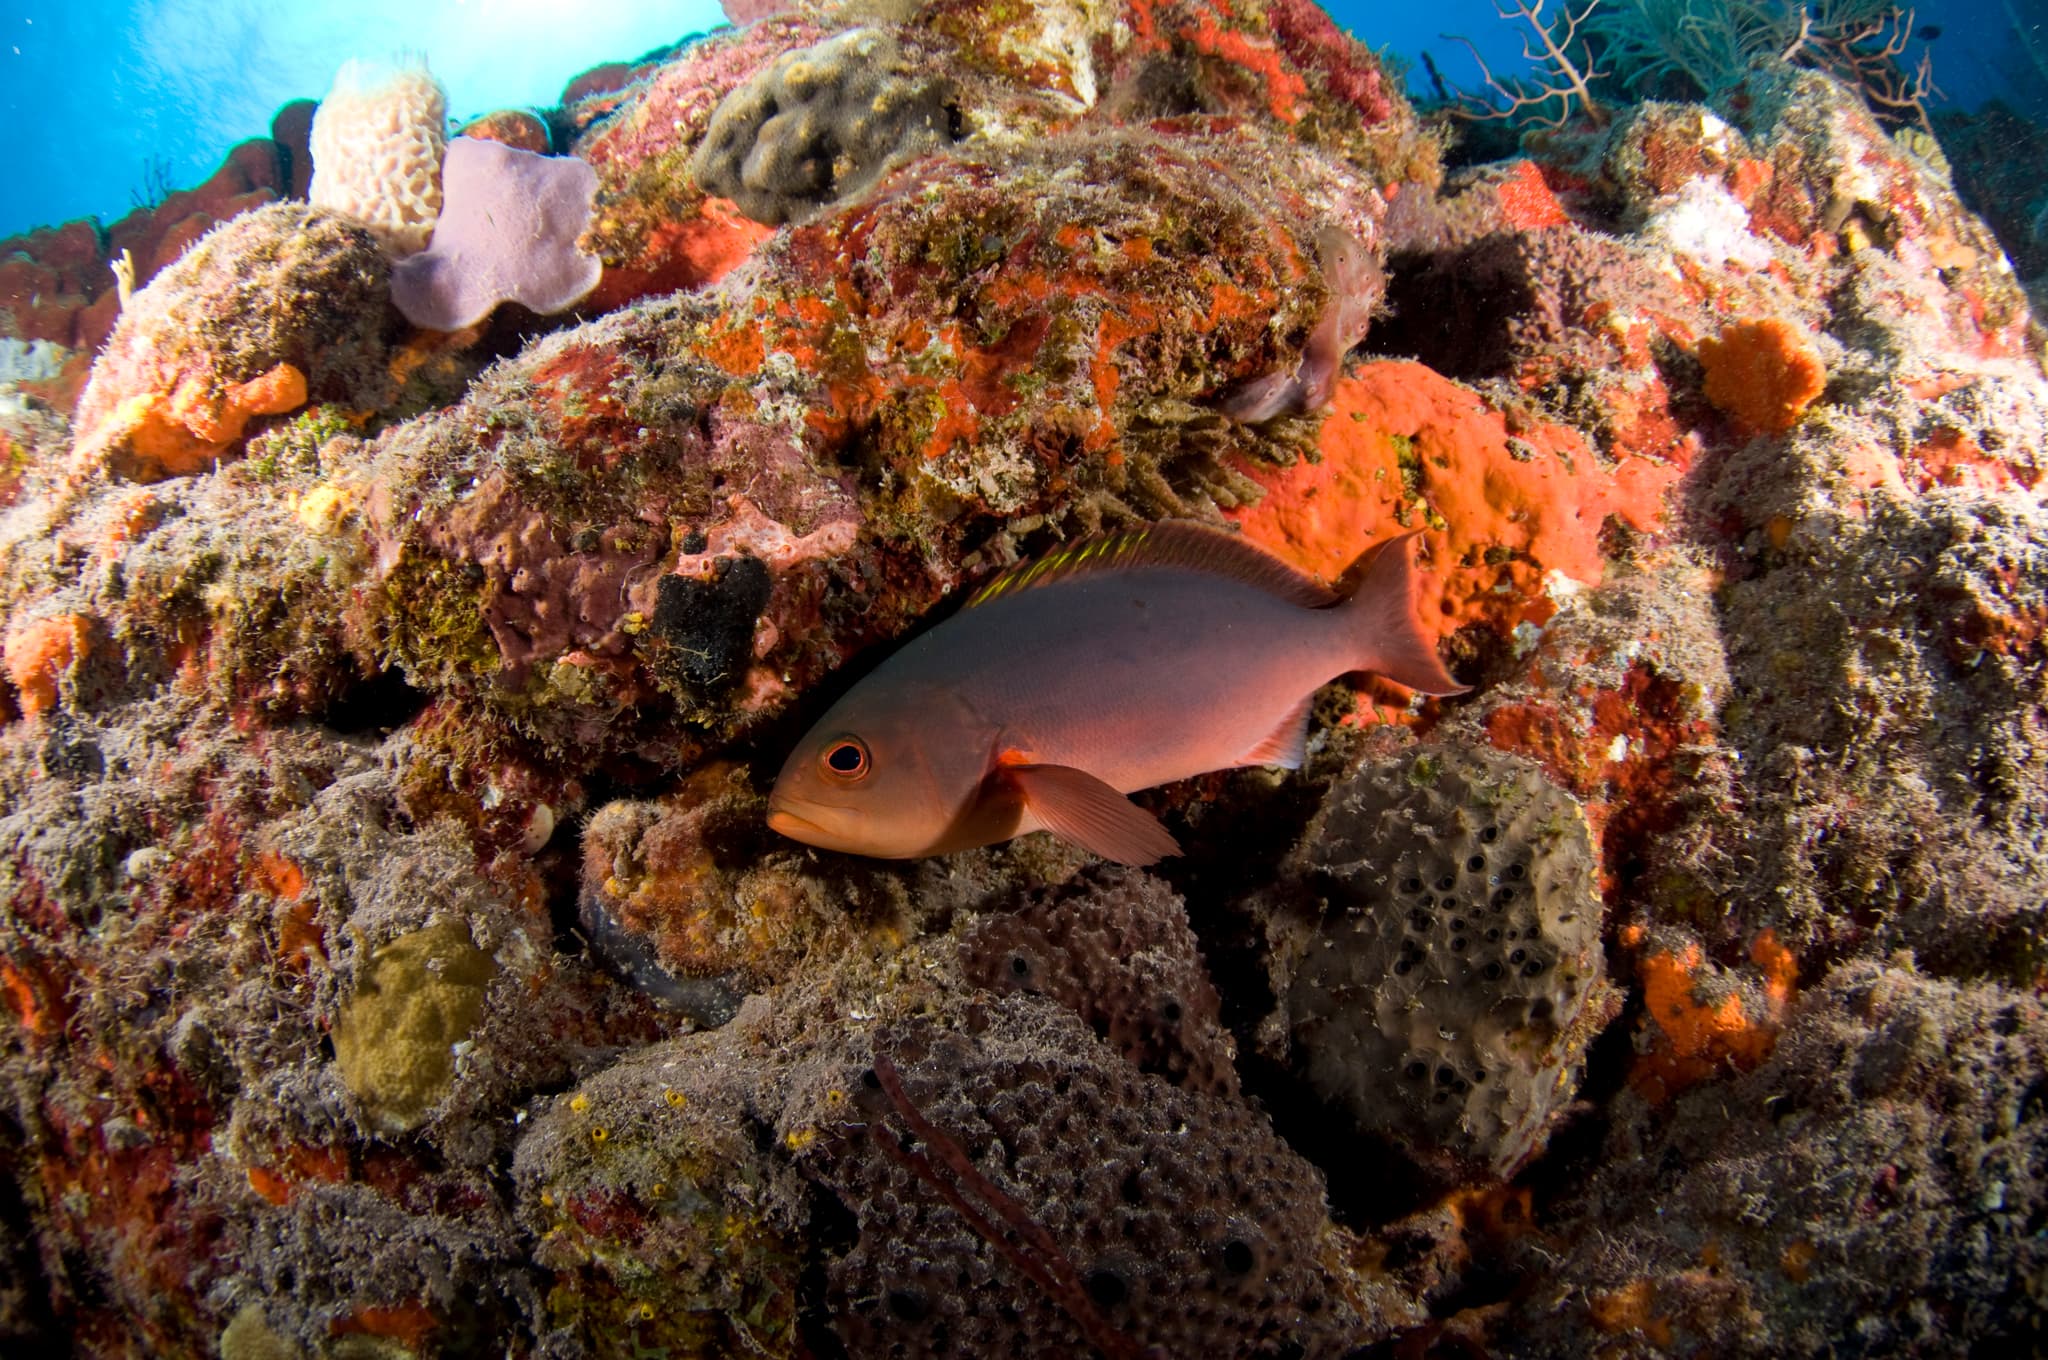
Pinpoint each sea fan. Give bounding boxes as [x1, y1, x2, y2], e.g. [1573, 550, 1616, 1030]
[1584, 0, 1895, 98]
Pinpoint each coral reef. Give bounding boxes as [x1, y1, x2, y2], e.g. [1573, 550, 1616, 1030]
[513, 1030, 809, 1356]
[457, 110, 553, 155]
[1495, 961, 2048, 1356]
[0, 139, 292, 408]
[1, 0, 2045, 1355]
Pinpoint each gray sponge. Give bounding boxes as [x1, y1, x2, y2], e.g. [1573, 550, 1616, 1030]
[690, 28, 954, 226]
[1281, 742, 1615, 1178]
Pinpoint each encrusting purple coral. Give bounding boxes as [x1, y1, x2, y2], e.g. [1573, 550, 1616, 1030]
[389, 137, 602, 331]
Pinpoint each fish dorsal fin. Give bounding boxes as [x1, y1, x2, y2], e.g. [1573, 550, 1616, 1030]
[965, 520, 1337, 610]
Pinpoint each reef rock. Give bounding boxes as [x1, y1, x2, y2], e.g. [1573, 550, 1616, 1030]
[69, 204, 392, 482]
[1, 1, 2045, 1355]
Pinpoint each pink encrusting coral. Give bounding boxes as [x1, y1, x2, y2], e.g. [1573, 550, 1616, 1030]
[1, 2, 2047, 1356]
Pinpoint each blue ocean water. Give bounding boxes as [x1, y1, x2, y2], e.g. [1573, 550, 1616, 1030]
[0, 0, 2043, 241]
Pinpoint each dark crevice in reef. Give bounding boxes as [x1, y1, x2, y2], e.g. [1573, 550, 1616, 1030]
[795, 1185, 860, 1360]
[1372, 242, 1534, 382]
[1517, 991, 1638, 1202]
[0, 1126, 62, 1351]
[1240, 1050, 1448, 1229]
[542, 834, 589, 958]
[322, 665, 429, 736]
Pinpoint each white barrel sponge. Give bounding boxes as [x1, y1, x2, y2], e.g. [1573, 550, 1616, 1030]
[309, 58, 448, 257]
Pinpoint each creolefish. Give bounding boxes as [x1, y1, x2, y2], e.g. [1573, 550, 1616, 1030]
[766, 521, 1465, 864]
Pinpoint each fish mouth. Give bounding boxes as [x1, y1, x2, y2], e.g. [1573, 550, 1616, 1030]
[767, 801, 851, 849]
[766, 805, 824, 840]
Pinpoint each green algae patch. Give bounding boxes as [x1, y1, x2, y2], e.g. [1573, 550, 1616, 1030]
[218, 1304, 301, 1360]
[334, 920, 496, 1133]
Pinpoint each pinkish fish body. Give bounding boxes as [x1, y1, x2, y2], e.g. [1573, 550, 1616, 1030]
[766, 522, 1464, 865]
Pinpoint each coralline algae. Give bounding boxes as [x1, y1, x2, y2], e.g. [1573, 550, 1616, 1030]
[0, 1, 2045, 1355]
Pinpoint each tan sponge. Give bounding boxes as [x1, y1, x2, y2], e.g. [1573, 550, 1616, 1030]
[309, 58, 448, 256]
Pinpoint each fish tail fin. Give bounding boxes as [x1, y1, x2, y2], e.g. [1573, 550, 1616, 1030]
[1337, 531, 1468, 696]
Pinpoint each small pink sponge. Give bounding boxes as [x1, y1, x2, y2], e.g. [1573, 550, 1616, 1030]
[390, 138, 602, 331]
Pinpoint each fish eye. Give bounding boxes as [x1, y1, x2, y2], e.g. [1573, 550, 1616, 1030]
[821, 736, 871, 780]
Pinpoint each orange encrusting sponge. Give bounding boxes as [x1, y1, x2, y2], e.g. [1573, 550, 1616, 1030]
[1696, 318, 1826, 433]
[1228, 360, 1682, 643]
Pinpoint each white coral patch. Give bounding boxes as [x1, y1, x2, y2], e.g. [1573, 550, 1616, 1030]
[1646, 176, 1774, 271]
[0, 338, 69, 387]
[998, 0, 1112, 111]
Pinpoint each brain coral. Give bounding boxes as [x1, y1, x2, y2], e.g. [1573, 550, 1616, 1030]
[691, 27, 955, 225]
[309, 58, 448, 256]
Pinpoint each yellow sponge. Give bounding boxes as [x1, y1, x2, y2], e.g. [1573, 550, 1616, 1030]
[333, 919, 494, 1132]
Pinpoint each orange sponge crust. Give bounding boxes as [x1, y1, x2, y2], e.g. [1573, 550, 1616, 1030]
[1696, 318, 1825, 434]
[112, 362, 309, 479]
[1588, 1278, 1674, 1347]
[1495, 159, 1572, 231]
[3, 613, 94, 718]
[1228, 360, 1683, 644]
[1629, 929, 1798, 1104]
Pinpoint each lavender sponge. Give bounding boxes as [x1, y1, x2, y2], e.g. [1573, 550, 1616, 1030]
[391, 137, 602, 331]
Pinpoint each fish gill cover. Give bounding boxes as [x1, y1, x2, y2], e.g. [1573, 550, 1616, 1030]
[0, 1, 2046, 1356]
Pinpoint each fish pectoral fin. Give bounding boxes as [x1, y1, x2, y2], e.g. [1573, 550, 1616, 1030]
[1236, 694, 1314, 771]
[999, 764, 1181, 866]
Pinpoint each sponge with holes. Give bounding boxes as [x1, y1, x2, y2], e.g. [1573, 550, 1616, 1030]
[1279, 742, 1615, 1178]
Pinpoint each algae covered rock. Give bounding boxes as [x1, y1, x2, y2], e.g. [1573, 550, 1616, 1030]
[1273, 742, 1616, 1179]
[514, 1030, 809, 1357]
[1495, 961, 2048, 1355]
[69, 203, 394, 482]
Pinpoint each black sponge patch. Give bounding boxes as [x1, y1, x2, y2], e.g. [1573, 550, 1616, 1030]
[647, 554, 773, 699]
